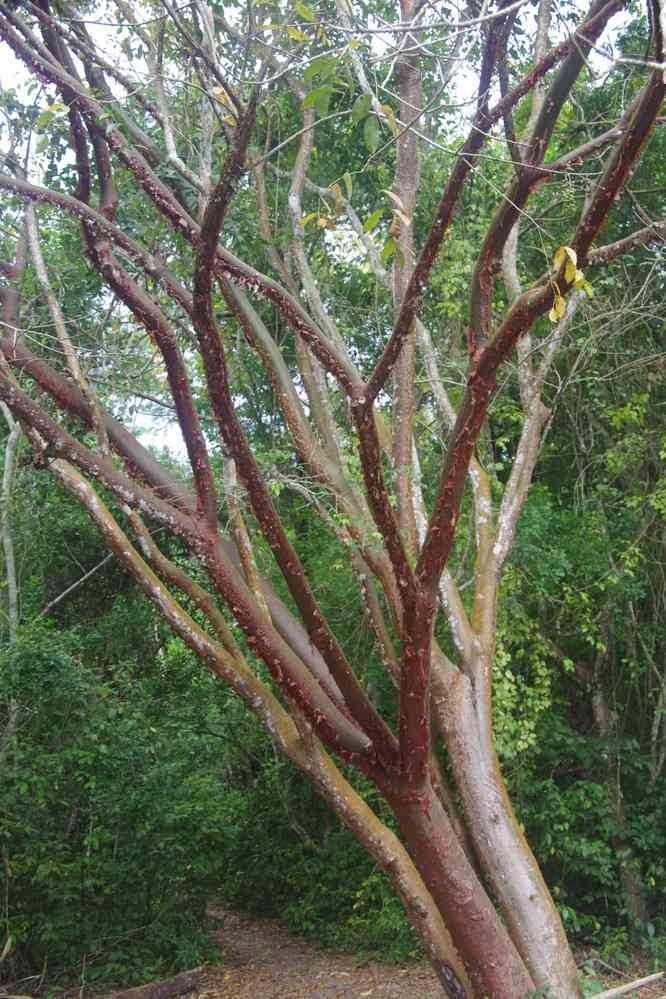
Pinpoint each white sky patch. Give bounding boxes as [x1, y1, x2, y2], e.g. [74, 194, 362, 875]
[133, 416, 191, 462]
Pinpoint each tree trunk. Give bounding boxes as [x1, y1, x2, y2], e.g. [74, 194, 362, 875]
[432, 658, 582, 999]
[1, 399, 20, 641]
[389, 780, 535, 999]
[0, 394, 21, 771]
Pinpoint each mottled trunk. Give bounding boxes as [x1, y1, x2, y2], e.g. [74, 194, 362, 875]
[391, 0, 421, 553]
[432, 658, 582, 999]
[388, 780, 535, 998]
[296, 742, 474, 999]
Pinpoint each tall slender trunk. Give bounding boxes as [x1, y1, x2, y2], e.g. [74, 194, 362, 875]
[1, 403, 20, 643]
[0, 402, 20, 768]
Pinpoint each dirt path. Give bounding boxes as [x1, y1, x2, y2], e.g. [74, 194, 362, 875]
[202, 910, 441, 999]
[199, 911, 665, 999]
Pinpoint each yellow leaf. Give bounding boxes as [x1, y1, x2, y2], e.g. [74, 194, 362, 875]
[330, 181, 343, 213]
[553, 244, 577, 273]
[382, 188, 406, 211]
[211, 86, 230, 107]
[564, 258, 577, 283]
[549, 292, 566, 323]
[381, 103, 399, 136]
[300, 212, 317, 227]
[286, 25, 309, 41]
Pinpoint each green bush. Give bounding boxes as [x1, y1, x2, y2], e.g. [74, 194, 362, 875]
[512, 711, 666, 946]
[0, 628, 227, 987]
[216, 743, 420, 961]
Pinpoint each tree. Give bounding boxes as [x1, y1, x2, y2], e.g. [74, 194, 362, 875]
[0, 0, 664, 994]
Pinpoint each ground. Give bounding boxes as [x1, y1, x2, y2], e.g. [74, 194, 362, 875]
[202, 910, 442, 999]
[198, 910, 665, 999]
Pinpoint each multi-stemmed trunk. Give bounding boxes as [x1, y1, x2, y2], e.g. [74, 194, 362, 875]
[433, 655, 582, 998]
[0, 0, 664, 996]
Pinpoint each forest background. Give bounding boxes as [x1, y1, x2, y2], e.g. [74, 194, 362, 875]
[0, 0, 665, 995]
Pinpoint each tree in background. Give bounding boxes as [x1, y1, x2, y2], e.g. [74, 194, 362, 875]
[1, 0, 665, 995]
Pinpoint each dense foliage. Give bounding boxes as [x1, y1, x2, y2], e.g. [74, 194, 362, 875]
[1, 463, 665, 988]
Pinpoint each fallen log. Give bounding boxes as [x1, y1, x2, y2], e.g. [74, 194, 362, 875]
[106, 967, 203, 999]
[594, 970, 665, 999]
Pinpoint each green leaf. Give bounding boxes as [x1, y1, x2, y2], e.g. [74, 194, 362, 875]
[286, 25, 309, 42]
[295, 1, 316, 21]
[351, 94, 372, 125]
[342, 171, 353, 199]
[302, 85, 336, 114]
[300, 212, 317, 227]
[363, 114, 381, 153]
[303, 54, 337, 82]
[381, 236, 396, 261]
[381, 103, 399, 136]
[363, 207, 383, 232]
[34, 109, 55, 132]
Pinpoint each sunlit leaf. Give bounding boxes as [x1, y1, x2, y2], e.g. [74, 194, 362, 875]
[381, 103, 399, 136]
[34, 110, 55, 132]
[548, 292, 567, 322]
[381, 236, 396, 261]
[286, 25, 309, 41]
[553, 244, 577, 276]
[363, 207, 384, 232]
